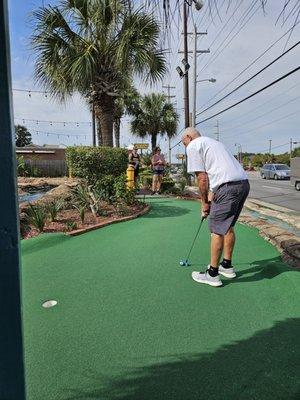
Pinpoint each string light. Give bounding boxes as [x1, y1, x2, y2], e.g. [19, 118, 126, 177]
[15, 117, 92, 126]
[30, 129, 88, 138]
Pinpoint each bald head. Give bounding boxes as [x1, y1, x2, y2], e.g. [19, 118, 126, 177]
[182, 127, 201, 147]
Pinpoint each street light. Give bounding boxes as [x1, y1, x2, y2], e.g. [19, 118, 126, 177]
[186, 0, 204, 10]
[197, 78, 216, 83]
[235, 143, 243, 164]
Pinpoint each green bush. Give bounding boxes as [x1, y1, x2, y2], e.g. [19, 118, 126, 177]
[17, 156, 28, 176]
[66, 146, 128, 184]
[95, 175, 117, 204]
[113, 174, 137, 205]
[161, 178, 175, 192]
[46, 199, 64, 222]
[64, 221, 77, 232]
[72, 182, 101, 218]
[25, 204, 48, 232]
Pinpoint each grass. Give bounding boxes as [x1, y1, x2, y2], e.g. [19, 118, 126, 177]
[21, 198, 300, 399]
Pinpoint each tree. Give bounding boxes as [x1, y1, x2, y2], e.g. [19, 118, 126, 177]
[15, 125, 32, 147]
[292, 146, 300, 158]
[31, 0, 166, 147]
[163, 103, 179, 140]
[130, 93, 179, 150]
[114, 86, 140, 148]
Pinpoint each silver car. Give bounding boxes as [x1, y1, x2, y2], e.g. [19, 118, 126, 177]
[260, 163, 290, 180]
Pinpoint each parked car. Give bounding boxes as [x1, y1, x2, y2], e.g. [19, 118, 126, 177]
[290, 157, 300, 191]
[260, 163, 290, 180]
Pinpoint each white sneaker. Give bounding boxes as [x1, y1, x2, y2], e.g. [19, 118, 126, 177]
[218, 264, 236, 278]
[191, 269, 222, 287]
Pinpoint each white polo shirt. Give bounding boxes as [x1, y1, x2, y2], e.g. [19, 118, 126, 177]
[187, 136, 247, 192]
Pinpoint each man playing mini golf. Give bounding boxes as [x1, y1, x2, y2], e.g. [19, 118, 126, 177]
[182, 127, 250, 287]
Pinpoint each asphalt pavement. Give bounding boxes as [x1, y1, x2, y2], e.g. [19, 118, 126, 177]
[247, 171, 300, 212]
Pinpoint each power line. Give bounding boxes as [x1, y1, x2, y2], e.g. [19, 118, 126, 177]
[200, 0, 245, 59]
[197, 20, 300, 112]
[195, 66, 300, 125]
[218, 81, 300, 127]
[196, 39, 300, 117]
[220, 94, 300, 134]
[223, 109, 299, 141]
[198, 0, 260, 71]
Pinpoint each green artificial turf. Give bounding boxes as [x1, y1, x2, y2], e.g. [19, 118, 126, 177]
[21, 198, 300, 400]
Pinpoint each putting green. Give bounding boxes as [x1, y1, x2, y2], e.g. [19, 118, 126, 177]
[21, 198, 300, 400]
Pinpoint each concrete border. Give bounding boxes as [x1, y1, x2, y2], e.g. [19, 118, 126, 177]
[245, 199, 300, 230]
[239, 214, 300, 269]
[185, 187, 300, 269]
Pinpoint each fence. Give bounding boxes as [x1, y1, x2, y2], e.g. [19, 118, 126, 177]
[24, 159, 67, 177]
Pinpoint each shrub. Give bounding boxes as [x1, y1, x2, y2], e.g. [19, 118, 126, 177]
[73, 204, 86, 223]
[72, 183, 100, 218]
[66, 146, 128, 184]
[46, 199, 64, 222]
[64, 221, 77, 232]
[140, 174, 152, 189]
[141, 152, 152, 167]
[95, 175, 116, 204]
[17, 156, 28, 176]
[161, 178, 175, 192]
[25, 204, 48, 232]
[113, 174, 137, 205]
[178, 178, 187, 194]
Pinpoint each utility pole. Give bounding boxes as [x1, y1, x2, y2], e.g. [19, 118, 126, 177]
[162, 84, 176, 164]
[179, 27, 209, 128]
[214, 120, 220, 141]
[183, 1, 189, 129]
[290, 138, 293, 156]
[0, 1, 26, 397]
[269, 139, 272, 154]
[191, 25, 209, 127]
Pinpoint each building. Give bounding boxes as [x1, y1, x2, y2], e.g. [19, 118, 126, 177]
[16, 144, 67, 176]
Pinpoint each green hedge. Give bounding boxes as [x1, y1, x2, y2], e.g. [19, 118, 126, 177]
[66, 146, 128, 183]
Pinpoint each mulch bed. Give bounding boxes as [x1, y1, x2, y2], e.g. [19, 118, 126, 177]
[22, 202, 148, 240]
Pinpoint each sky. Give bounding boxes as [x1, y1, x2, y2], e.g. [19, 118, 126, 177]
[7, 0, 300, 161]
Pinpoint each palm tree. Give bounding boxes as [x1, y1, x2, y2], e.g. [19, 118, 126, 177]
[162, 103, 179, 163]
[31, 0, 166, 147]
[114, 86, 140, 147]
[130, 93, 178, 150]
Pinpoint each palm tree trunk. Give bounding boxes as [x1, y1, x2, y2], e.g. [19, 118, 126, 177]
[114, 118, 121, 148]
[95, 95, 114, 147]
[151, 133, 157, 150]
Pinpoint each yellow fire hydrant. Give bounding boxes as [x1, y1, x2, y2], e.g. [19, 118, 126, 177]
[126, 164, 135, 189]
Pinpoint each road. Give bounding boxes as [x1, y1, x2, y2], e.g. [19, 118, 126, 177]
[247, 172, 300, 212]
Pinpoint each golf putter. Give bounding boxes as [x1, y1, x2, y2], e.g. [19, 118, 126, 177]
[180, 217, 205, 266]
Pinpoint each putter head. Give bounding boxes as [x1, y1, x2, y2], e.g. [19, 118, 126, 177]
[185, 259, 190, 266]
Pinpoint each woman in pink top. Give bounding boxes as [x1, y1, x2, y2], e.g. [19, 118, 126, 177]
[151, 146, 166, 195]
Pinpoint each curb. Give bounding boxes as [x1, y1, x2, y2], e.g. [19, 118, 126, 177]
[245, 199, 300, 230]
[184, 189, 300, 268]
[239, 214, 300, 269]
[66, 204, 151, 237]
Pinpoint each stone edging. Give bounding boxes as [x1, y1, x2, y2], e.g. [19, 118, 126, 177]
[180, 189, 300, 269]
[66, 204, 151, 237]
[239, 214, 300, 269]
[245, 199, 300, 230]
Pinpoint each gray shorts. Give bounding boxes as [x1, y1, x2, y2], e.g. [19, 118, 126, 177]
[209, 180, 250, 235]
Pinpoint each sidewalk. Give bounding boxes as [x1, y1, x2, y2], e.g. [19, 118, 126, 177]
[21, 198, 300, 399]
